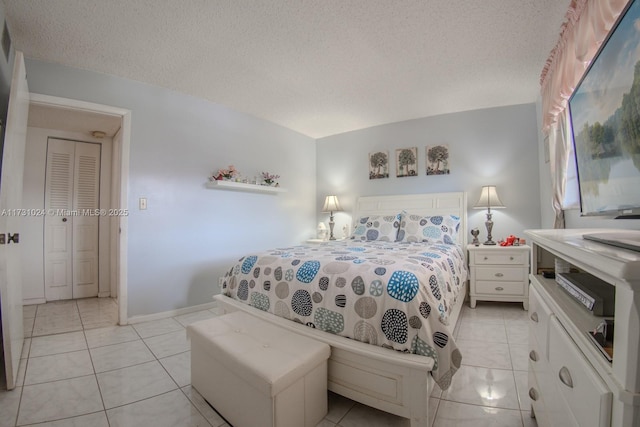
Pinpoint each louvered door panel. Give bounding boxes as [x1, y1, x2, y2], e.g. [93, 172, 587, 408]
[74, 147, 100, 210]
[72, 142, 100, 298]
[44, 139, 74, 300]
[47, 152, 73, 210]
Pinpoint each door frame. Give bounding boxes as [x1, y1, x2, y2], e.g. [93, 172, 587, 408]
[29, 93, 131, 325]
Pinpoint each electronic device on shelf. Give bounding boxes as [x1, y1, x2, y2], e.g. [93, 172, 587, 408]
[556, 272, 615, 316]
[586, 319, 614, 362]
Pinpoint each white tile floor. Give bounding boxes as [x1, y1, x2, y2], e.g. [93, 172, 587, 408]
[0, 299, 538, 427]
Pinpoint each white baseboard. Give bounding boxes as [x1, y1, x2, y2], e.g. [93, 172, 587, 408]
[24, 294, 113, 305]
[127, 301, 218, 324]
[23, 298, 46, 305]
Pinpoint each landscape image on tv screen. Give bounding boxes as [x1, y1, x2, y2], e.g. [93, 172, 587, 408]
[569, 0, 640, 215]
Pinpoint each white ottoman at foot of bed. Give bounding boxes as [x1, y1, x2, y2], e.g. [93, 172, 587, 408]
[187, 311, 331, 427]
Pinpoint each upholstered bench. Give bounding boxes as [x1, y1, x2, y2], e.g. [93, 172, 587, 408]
[187, 311, 331, 427]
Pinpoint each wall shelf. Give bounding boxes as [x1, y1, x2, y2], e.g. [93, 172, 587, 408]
[205, 180, 287, 194]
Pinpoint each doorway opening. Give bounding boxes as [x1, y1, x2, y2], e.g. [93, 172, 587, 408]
[25, 94, 130, 325]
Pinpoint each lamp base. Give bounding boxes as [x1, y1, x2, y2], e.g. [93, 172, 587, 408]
[484, 212, 496, 246]
[328, 213, 336, 240]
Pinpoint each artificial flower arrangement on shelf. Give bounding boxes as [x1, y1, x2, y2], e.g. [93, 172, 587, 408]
[211, 165, 238, 181]
[209, 165, 281, 187]
[261, 172, 280, 186]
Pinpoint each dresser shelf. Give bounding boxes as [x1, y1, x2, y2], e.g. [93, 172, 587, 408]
[205, 180, 286, 194]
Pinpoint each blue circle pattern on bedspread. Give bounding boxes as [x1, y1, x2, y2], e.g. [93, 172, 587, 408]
[221, 240, 463, 383]
[296, 260, 320, 283]
[387, 270, 419, 302]
[241, 256, 258, 274]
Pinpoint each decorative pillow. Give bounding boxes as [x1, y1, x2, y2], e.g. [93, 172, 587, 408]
[351, 214, 401, 241]
[397, 213, 461, 244]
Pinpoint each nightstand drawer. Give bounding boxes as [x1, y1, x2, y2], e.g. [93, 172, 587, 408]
[473, 251, 527, 265]
[475, 266, 525, 281]
[475, 280, 524, 295]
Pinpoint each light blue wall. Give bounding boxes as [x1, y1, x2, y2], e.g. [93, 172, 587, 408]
[316, 103, 542, 242]
[24, 59, 317, 316]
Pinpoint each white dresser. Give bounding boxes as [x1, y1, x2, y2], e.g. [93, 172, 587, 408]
[525, 229, 640, 427]
[467, 244, 530, 310]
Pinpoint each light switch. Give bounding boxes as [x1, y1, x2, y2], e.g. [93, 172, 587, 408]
[139, 197, 147, 210]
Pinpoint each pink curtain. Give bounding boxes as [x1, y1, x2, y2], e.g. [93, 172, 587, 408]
[548, 110, 569, 229]
[540, 0, 629, 132]
[540, 0, 629, 228]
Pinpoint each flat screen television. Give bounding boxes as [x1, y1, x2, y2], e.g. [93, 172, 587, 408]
[568, 0, 640, 220]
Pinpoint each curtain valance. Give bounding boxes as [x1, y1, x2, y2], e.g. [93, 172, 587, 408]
[540, 0, 629, 132]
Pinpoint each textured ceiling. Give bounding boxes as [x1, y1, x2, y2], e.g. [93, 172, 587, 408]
[3, 0, 570, 139]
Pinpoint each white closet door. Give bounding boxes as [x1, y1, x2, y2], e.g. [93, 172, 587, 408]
[44, 139, 101, 300]
[72, 142, 100, 298]
[44, 139, 74, 301]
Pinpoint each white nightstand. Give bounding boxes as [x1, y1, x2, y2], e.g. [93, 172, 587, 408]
[306, 238, 328, 243]
[467, 244, 530, 310]
[305, 238, 346, 244]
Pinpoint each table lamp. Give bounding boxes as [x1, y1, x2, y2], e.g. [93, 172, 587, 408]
[473, 185, 505, 245]
[322, 195, 343, 240]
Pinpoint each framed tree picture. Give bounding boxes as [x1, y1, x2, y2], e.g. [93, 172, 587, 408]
[426, 144, 450, 175]
[396, 147, 417, 177]
[369, 150, 389, 179]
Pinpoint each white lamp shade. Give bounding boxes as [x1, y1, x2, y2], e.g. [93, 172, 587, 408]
[322, 195, 343, 212]
[473, 185, 505, 209]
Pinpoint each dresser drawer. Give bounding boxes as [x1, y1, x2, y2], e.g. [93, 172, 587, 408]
[475, 266, 525, 282]
[529, 285, 553, 358]
[475, 280, 524, 295]
[528, 368, 551, 427]
[548, 317, 612, 427]
[528, 331, 543, 371]
[531, 331, 579, 427]
[473, 251, 527, 265]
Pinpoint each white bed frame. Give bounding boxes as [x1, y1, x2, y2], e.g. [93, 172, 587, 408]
[214, 192, 468, 427]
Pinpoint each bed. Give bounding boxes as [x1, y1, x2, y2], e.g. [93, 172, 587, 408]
[214, 192, 468, 427]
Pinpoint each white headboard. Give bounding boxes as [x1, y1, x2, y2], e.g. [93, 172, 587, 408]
[353, 192, 468, 247]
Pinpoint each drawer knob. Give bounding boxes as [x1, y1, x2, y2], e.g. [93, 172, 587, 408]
[510, 256, 514, 261]
[528, 388, 539, 401]
[495, 286, 504, 291]
[495, 273, 504, 277]
[530, 312, 539, 323]
[559, 366, 574, 388]
[529, 350, 538, 362]
[484, 256, 488, 260]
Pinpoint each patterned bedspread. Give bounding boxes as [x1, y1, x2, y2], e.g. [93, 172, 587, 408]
[220, 240, 467, 389]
